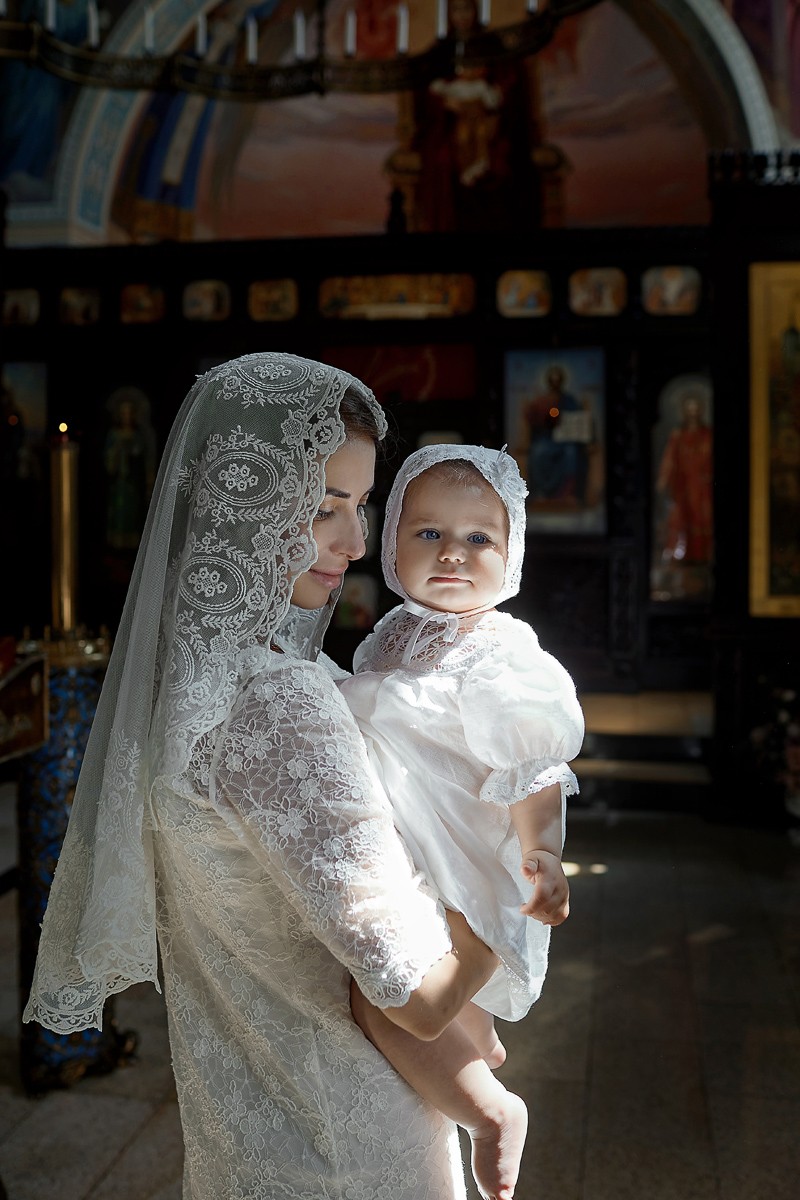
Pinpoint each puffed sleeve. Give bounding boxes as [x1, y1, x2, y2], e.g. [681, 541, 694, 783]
[460, 621, 584, 807]
[213, 661, 453, 1009]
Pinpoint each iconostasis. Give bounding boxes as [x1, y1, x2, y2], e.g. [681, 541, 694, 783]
[0, 226, 712, 693]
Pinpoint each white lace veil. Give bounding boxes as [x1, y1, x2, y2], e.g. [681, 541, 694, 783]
[23, 352, 386, 1033]
[382, 443, 528, 609]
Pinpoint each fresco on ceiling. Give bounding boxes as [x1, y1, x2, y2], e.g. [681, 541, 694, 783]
[0, 0, 791, 240]
[185, 0, 713, 239]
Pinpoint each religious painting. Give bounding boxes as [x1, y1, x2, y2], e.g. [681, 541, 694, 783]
[2, 289, 40, 326]
[102, 385, 158, 554]
[496, 271, 552, 318]
[183, 279, 231, 321]
[0, 362, 48, 631]
[321, 344, 477, 406]
[749, 263, 800, 616]
[120, 284, 166, 324]
[333, 573, 379, 631]
[641, 266, 702, 316]
[504, 348, 606, 534]
[390, 0, 544, 235]
[649, 373, 714, 603]
[0, 362, 47, 485]
[319, 274, 475, 319]
[248, 279, 299, 321]
[59, 287, 101, 325]
[568, 268, 627, 317]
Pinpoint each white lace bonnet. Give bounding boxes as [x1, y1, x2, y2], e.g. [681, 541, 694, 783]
[24, 352, 386, 1033]
[382, 442, 529, 610]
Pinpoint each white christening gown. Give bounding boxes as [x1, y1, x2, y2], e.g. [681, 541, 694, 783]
[340, 607, 585, 1022]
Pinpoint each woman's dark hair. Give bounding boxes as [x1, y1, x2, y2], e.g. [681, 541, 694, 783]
[340, 385, 383, 443]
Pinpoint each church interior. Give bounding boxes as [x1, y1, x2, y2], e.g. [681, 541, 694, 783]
[0, 2, 799, 1197]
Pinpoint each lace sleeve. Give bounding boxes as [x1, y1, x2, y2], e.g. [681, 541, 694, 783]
[213, 661, 452, 1008]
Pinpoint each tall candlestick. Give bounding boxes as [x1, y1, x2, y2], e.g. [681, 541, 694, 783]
[143, 6, 154, 54]
[480, 0, 491, 25]
[195, 11, 207, 56]
[294, 9, 306, 59]
[44, 0, 56, 33]
[396, 3, 409, 54]
[436, 0, 447, 39]
[51, 427, 79, 636]
[87, 0, 99, 47]
[344, 9, 356, 56]
[246, 14, 257, 64]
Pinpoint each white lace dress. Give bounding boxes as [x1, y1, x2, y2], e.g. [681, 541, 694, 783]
[340, 608, 585, 1021]
[151, 652, 467, 1200]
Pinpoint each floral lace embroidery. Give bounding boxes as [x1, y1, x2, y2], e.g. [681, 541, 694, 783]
[150, 658, 464, 1198]
[356, 607, 500, 674]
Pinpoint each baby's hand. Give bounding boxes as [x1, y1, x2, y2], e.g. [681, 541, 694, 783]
[519, 850, 570, 925]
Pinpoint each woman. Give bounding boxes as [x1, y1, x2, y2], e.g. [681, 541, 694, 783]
[23, 352, 497, 1198]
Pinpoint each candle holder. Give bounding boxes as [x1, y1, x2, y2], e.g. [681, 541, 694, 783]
[15, 424, 123, 1094]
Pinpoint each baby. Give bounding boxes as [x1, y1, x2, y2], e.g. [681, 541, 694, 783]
[341, 443, 584, 1200]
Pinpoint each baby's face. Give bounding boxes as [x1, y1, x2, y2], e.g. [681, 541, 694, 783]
[394, 469, 508, 614]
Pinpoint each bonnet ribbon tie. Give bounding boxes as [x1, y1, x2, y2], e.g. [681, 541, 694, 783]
[400, 599, 492, 666]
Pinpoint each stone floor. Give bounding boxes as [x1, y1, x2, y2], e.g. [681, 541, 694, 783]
[1, 691, 799, 1199]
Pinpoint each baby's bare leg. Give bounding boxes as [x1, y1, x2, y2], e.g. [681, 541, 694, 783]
[457, 1002, 507, 1069]
[351, 979, 527, 1200]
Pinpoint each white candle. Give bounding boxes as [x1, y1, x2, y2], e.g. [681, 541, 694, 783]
[436, 0, 447, 39]
[0, 2, 7, 19]
[344, 9, 356, 56]
[294, 9, 306, 59]
[87, 0, 99, 47]
[526, 0, 539, 13]
[246, 14, 257, 63]
[396, 3, 409, 54]
[480, 0, 491, 25]
[195, 12, 207, 56]
[44, 0, 56, 33]
[143, 6, 154, 54]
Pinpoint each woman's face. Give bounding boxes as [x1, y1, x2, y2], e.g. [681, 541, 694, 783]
[291, 435, 376, 610]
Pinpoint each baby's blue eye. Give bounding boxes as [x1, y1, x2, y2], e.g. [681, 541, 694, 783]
[468, 533, 490, 544]
[418, 529, 440, 540]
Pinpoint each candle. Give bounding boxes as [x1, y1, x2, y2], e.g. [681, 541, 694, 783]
[526, 0, 539, 13]
[396, 3, 409, 54]
[51, 426, 79, 636]
[195, 11, 207, 56]
[246, 14, 257, 64]
[436, 0, 447, 39]
[294, 9, 306, 59]
[44, 0, 56, 33]
[480, 0, 491, 25]
[0, 2, 8, 19]
[344, 9, 356, 56]
[87, 0, 99, 48]
[143, 6, 154, 54]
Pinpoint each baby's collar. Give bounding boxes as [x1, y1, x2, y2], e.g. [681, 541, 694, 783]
[400, 599, 493, 664]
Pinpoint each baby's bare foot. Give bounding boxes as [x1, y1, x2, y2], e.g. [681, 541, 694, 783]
[468, 1090, 528, 1200]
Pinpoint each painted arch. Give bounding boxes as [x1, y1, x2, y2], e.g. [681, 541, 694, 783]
[5, 0, 783, 245]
